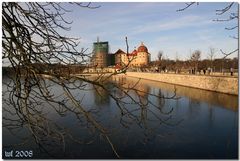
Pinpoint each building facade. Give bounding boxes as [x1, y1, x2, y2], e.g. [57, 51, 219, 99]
[114, 42, 150, 67]
[91, 41, 150, 68]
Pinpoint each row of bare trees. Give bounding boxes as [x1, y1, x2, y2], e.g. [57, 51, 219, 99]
[151, 49, 237, 74]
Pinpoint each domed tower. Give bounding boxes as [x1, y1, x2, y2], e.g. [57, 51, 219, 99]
[136, 42, 149, 66]
[137, 42, 148, 53]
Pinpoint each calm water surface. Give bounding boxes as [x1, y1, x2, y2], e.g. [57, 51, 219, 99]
[2, 76, 238, 159]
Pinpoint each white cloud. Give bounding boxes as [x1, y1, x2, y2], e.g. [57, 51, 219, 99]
[131, 15, 212, 35]
[63, 3, 237, 60]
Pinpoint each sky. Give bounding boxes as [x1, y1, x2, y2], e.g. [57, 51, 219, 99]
[30, 2, 240, 60]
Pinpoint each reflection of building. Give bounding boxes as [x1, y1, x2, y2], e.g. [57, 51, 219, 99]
[122, 78, 150, 98]
[91, 40, 150, 68]
[109, 76, 150, 99]
[93, 85, 110, 106]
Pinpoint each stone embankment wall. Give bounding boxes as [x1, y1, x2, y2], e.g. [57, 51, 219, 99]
[126, 72, 238, 95]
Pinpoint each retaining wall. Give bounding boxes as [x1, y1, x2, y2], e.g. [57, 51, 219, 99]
[126, 72, 238, 95]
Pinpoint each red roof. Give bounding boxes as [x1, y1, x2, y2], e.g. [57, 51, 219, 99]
[126, 49, 138, 56]
[137, 42, 148, 53]
[131, 49, 138, 56]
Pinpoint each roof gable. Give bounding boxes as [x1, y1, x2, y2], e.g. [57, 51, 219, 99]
[114, 49, 126, 55]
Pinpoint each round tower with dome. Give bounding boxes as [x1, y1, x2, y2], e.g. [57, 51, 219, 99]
[135, 42, 150, 66]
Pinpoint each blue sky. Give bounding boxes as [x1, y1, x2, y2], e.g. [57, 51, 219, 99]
[62, 2, 238, 60]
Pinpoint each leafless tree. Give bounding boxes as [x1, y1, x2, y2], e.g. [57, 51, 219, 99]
[158, 51, 163, 61]
[2, 2, 180, 158]
[191, 50, 201, 61]
[208, 47, 216, 61]
[190, 50, 201, 72]
[208, 47, 216, 69]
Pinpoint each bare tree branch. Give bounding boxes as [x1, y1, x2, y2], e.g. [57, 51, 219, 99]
[176, 2, 198, 12]
[220, 49, 238, 59]
[216, 2, 234, 15]
[2, 2, 181, 158]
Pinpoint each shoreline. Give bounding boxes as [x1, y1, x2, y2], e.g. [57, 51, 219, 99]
[125, 72, 238, 96]
[32, 72, 239, 96]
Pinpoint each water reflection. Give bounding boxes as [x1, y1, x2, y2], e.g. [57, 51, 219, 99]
[93, 85, 110, 105]
[125, 77, 238, 111]
[2, 75, 238, 159]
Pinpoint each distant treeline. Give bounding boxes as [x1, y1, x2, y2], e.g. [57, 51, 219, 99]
[150, 57, 238, 72]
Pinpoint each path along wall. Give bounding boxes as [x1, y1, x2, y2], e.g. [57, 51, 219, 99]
[126, 72, 238, 95]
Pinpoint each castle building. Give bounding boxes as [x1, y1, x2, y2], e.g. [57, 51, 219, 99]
[114, 42, 150, 67]
[91, 41, 150, 68]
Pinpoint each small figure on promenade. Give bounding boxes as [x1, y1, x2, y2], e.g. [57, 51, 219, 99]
[230, 68, 233, 76]
[203, 69, 206, 75]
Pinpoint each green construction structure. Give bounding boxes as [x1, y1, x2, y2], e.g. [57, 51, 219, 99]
[92, 41, 108, 67]
[92, 41, 115, 67]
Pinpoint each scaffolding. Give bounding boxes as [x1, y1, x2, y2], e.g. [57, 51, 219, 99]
[92, 41, 109, 67]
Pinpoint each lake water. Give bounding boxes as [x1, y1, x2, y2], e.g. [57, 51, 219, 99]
[2, 76, 238, 159]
